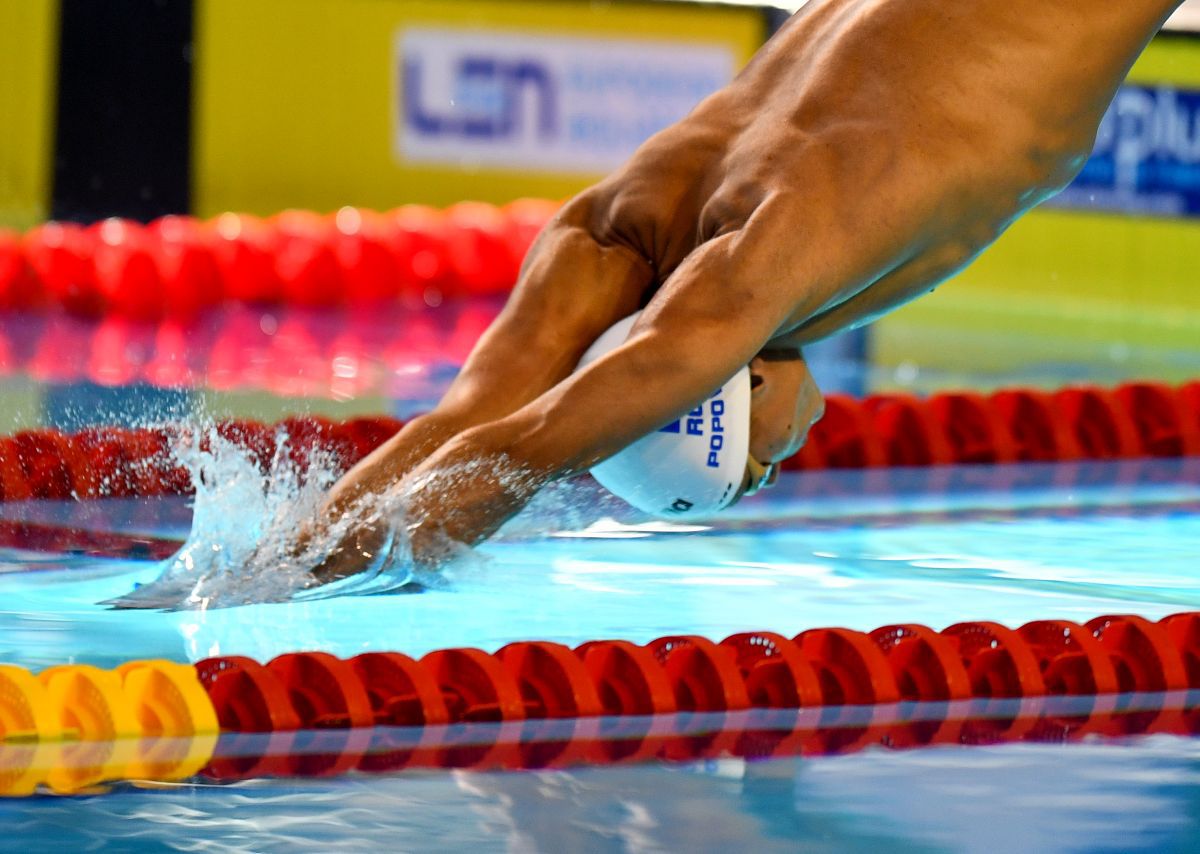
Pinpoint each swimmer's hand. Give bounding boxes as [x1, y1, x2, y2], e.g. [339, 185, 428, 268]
[298, 410, 483, 583]
[304, 428, 548, 583]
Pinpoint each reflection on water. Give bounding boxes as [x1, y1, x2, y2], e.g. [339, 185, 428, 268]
[4, 737, 1200, 852]
[0, 302, 501, 419]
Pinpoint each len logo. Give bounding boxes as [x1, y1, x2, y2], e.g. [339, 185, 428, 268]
[404, 56, 558, 141]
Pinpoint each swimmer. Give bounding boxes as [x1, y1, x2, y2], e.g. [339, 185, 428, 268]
[307, 0, 1184, 580]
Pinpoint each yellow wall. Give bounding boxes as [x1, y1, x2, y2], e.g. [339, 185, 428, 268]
[193, 0, 765, 217]
[871, 35, 1200, 386]
[0, 0, 58, 230]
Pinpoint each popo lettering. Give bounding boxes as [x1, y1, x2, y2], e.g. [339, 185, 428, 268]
[706, 397, 726, 468]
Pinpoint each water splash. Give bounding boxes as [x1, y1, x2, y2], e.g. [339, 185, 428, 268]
[104, 427, 422, 611]
[99, 421, 628, 611]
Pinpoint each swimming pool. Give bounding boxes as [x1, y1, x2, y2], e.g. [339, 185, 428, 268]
[2, 447, 1199, 850]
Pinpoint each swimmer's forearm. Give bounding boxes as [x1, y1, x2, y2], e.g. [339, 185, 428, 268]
[400, 236, 795, 553]
[321, 410, 467, 517]
[398, 352, 705, 553]
[331, 216, 631, 505]
[396, 422, 552, 553]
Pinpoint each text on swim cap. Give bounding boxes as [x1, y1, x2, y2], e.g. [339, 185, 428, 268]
[706, 398, 726, 468]
[681, 391, 724, 470]
[658, 390, 729, 468]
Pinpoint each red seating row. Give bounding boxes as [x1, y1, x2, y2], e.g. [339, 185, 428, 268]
[0, 200, 560, 319]
[193, 612, 1200, 778]
[783, 381, 1200, 469]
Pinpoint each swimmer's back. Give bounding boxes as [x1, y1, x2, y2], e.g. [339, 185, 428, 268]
[580, 0, 1180, 347]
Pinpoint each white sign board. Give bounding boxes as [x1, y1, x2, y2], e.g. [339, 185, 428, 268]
[395, 27, 736, 173]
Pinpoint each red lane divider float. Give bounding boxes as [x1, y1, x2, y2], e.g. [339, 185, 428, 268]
[5, 612, 1200, 792]
[196, 687, 1200, 781]
[781, 380, 1200, 472]
[0, 379, 1196, 504]
[185, 610, 1200, 781]
[193, 611, 1200, 737]
[0, 520, 181, 562]
[1, 200, 562, 320]
[0, 415, 402, 502]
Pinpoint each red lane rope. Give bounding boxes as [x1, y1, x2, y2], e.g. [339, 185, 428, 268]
[0, 415, 401, 502]
[0, 379, 1196, 503]
[783, 381, 1200, 471]
[196, 613, 1200, 730]
[192, 611, 1200, 780]
[0, 200, 560, 320]
[0, 520, 180, 561]
[198, 690, 1200, 779]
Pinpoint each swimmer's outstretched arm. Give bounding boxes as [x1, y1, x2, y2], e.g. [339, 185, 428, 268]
[374, 222, 806, 571]
[308, 196, 806, 580]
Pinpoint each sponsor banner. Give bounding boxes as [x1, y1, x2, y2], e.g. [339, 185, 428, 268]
[396, 28, 735, 173]
[1051, 83, 1200, 217]
[193, 0, 763, 216]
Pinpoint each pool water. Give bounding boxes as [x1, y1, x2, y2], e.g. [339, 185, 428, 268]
[7, 738, 1200, 853]
[1, 456, 1199, 851]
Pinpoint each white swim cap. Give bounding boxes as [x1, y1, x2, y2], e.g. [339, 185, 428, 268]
[575, 312, 752, 519]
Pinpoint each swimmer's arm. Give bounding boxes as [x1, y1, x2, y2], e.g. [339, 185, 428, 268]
[319, 195, 650, 518]
[398, 218, 804, 559]
[434, 195, 652, 426]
